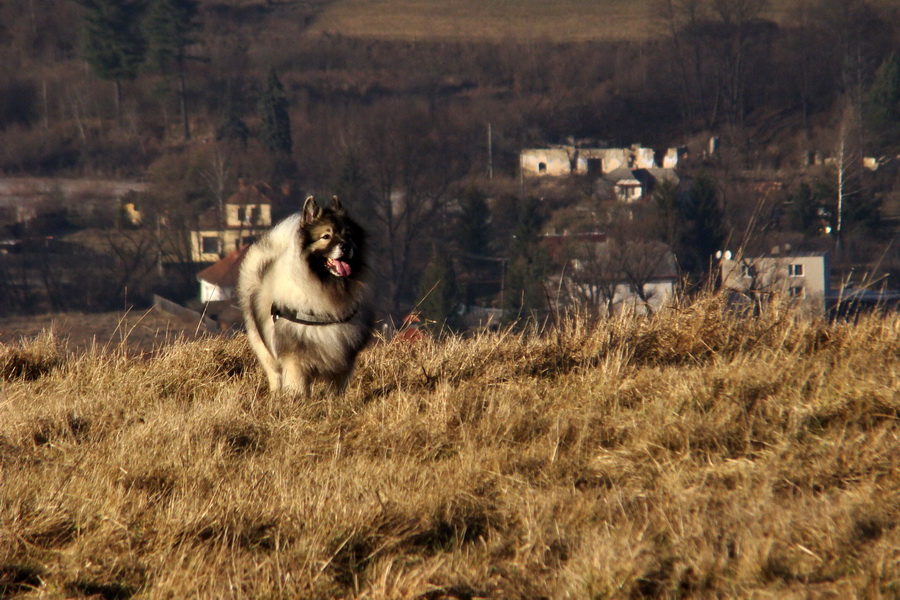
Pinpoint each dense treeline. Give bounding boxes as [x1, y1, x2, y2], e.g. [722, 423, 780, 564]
[1, 0, 899, 318]
[1, 0, 897, 174]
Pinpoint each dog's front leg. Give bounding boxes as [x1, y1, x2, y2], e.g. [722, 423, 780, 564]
[265, 369, 282, 394]
[279, 354, 311, 397]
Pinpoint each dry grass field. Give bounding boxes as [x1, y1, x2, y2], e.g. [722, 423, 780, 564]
[303, 0, 898, 41]
[306, 0, 658, 42]
[1, 296, 900, 598]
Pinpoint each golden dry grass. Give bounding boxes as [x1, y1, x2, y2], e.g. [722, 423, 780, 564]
[307, 0, 657, 42]
[1, 296, 900, 598]
[303, 0, 900, 42]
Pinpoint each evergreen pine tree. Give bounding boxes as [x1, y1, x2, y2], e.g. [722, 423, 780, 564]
[504, 197, 549, 320]
[651, 178, 680, 249]
[215, 98, 249, 144]
[788, 181, 823, 237]
[76, 0, 146, 120]
[258, 68, 293, 157]
[143, 0, 200, 140]
[455, 185, 492, 272]
[864, 53, 900, 155]
[417, 247, 461, 333]
[678, 173, 726, 278]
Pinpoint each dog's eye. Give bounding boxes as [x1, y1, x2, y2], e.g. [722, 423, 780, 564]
[321, 233, 331, 240]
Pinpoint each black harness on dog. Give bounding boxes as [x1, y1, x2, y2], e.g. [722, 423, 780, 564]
[270, 303, 359, 326]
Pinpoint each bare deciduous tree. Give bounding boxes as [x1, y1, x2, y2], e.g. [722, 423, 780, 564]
[347, 101, 474, 314]
[564, 237, 674, 317]
[661, 0, 773, 129]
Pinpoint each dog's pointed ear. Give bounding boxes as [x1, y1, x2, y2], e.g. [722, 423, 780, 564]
[331, 195, 343, 212]
[301, 195, 321, 225]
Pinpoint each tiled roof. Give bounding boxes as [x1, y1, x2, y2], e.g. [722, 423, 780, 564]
[196, 245, 249, 287]
[227, 183, 274, 205]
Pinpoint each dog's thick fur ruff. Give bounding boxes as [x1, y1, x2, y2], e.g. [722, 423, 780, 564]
[238, 196, 372, 394]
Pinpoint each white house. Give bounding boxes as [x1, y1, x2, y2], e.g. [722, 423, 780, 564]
[614, 178, 644, 203]
[596, 167, 680, 203]
[196, 245, 248, 303]
[719, 251, 830, 313]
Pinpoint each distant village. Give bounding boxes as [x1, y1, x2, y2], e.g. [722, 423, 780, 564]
[1, 135, 899, 330]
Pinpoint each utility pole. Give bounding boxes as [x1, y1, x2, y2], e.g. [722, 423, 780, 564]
[42, 80, 49, 130]
[156, 215, 164, 277]
[487, 122, 493, 180]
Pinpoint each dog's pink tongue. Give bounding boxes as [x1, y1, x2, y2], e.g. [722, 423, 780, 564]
[333, 259, 351, 276]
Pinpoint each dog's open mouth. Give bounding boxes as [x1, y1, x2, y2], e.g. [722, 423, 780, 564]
[326, 258, 352, 277]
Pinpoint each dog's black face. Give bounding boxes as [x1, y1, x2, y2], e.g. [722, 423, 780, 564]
[299, 196, 366, 282]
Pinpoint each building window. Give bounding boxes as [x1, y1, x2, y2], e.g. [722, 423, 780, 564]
[201, 235, 220, 255]
[741, 264, 755, 278]
[538, 162, 547, 174]
[789, 286, 805, 298]
[788, 263, 804, 277]
[239, 205, 256, 224]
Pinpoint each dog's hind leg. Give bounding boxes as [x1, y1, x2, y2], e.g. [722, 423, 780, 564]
[323, 368, 353, 395]
[246, 325, 282, 392]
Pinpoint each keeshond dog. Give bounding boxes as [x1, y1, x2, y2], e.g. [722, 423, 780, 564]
[238, 195, 373, 395]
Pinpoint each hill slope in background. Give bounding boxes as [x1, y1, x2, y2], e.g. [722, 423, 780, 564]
[2, 298, 899, 598]
[302, 0, 896, 41]
[306, 0, 658, 41]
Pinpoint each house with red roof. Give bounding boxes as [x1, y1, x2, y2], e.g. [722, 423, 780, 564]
[196, 245, 249, 303]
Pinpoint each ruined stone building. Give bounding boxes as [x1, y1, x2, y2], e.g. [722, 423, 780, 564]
[519, 144, 683, 177]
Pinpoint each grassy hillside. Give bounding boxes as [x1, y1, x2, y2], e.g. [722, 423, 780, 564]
[306, 0, 658, 41]
[2, 298, 899, 598]
[303, 0, 897, 41]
